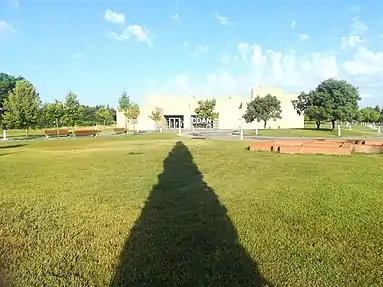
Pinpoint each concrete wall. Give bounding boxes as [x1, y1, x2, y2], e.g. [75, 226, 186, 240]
[116, 88, 304, 130]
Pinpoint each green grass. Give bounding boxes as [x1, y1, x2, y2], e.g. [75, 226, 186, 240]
[0, 135, 383, 286]
[0, 126, 124, 140]
[242, 123, 382, 137]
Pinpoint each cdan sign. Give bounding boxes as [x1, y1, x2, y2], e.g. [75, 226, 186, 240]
[191, 117, 212, 124]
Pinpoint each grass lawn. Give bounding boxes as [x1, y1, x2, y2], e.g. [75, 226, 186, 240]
[0, 134, 382, 286]
[242, 123, 382, 137]
[0, 127, 121, 140]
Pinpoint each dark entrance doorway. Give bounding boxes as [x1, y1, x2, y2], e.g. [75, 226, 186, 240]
[164, 115, 184, 129]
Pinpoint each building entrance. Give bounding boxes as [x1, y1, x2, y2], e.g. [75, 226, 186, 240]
[164, 115, 184, 129]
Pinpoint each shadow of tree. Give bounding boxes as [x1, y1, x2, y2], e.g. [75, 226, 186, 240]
[111, 141, 270, 286]
[0, 144, 26, 149]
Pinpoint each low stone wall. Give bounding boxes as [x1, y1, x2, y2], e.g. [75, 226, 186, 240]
[248, 139, 383, 155]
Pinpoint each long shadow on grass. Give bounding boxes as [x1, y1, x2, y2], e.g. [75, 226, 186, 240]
[111, 141, 269, 287]
[0, 144, 26, 149]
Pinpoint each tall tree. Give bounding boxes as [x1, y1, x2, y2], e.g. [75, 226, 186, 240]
[2, 79, 41, 137]
[95, 106, 114, 126]
[243, 94, 282, 129]
[194, 99, 219, 139]
[148, 108, 162, 130]
[292, 78, 360, 130]
[292, 91, 330, 129]
[62, 92, 83, 128]
[0, 73, 24, 128]
[42, 100, 65, 128]
[118, 91, 132, 130]
[126, 103, 140, 134]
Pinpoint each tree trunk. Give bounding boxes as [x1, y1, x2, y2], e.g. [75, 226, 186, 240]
[125, 119, 128, 136]
[263, 121, 267, 130]
[133, 123, 135, 135]
[316, 121, 321, 129]
[25, 129, 28, 138]
[331, 120, 336, 130]
[56, 118, 59, 138]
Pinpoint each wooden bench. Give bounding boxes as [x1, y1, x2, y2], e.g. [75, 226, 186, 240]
[44, 129, 70, 138]
[74, 130, 99, 137]
[113, 128, 127, 134]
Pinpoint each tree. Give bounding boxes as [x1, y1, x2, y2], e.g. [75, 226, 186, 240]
[126, 103, 140, 134]
[292, 78, 360, 130]
[194, 99, 219, 139]
[292, 91, 330, 129]
[62, 92, 83, 128]
[118, 91, 132, 130]
[359, 107, 380, 123]
[148, 109, 161, 130]
[243, 94, 282, 129]
[42, 100, 65, 131]
[2, 79, 41, 137]
[0, 73, 24, 128]
[95, 106, 114, 126]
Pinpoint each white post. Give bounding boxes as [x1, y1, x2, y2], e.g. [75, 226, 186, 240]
[178, 125, 181, 136]
[240, 129, 244, 140]
[337, 125, 341, 137]
[2, 130, 7, 140]
[192, 126, 195, 133]
[255, 127, 258, 135]
[378, 126, 381, 134]
[159, 127, 163, 133]
[349, 124, 352, 130]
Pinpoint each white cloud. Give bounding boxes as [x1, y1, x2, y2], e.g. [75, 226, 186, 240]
[182, 41, 189, 47]
[111, 24, 151, 47]
[171, 13, 180, 23]
[72, 52, 84, 59]
[165, 16, 383, 104]
[341, 35, 363, 49]
[350, 16, 368, 35]
[104, 9, 125, 24]
[299, 33, 309, 41]
[0, 20, 15, 36]
[215, 13, 234, 26]
[189, 45, 208, 55]
[13, 1, 19, 8]
[291, 20, 296, 28]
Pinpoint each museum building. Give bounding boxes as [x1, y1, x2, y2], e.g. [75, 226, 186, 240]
[116, 87, 304, 130]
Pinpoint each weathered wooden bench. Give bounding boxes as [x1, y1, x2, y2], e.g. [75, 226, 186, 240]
[44, 129, 70, 138]
[74, 130, 99, 137]
[113, 128, 127, 134]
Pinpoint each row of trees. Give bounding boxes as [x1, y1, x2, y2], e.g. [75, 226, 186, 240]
[292, 78, 383, 129]
[0, 73, 116, 134]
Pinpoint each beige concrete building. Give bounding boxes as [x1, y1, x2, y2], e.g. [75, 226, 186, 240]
[116, 87, 304, 130]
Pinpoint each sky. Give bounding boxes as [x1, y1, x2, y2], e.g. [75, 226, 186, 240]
[0, 0, 382, 108]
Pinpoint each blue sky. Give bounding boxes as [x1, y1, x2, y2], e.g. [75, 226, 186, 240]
[0, 0, 382, 107]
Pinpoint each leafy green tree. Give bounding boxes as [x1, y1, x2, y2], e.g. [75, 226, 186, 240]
[292, 91, 330, 129]
[2, 79, 41, 137]
[194, 99, 219, 139]
[292, 78, 360, 130]
[359, 107, 380, 123]
[95, 106, 114, 126]
[0, 73, 24, 128]
[148, 109, 162, 129]
[82, 105, 97, 126]
[62, 92, 83, 128]
[126, 103, 140, 134]
[118, 91, 132, 130]
[243, 94, 282, 129]
[41, 100, 65, 128]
